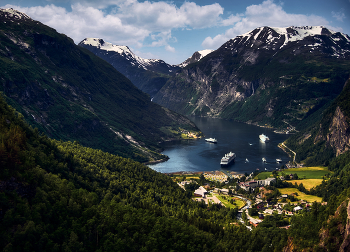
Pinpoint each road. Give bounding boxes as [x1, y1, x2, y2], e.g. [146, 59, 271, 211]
[281, 143, 297, 164]
[234, 195, 253, 231]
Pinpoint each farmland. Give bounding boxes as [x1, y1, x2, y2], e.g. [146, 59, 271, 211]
[278, 188, 323, 203]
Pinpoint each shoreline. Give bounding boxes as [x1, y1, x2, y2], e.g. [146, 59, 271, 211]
[161, 170, 245, 176]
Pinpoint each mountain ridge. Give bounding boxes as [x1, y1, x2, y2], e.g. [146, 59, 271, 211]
[0, 7, 201, 163]
[78, 38, 215, 96]
[152, 25, 350, 131]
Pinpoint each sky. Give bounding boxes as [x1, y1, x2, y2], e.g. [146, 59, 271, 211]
[1, 0, 350, 65]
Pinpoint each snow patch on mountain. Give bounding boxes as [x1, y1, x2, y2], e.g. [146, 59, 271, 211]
[178, 49, 214, 67]
[234, 26, 350, 57]
[198, 49, 213, 59]
[80, 38, 161, 70]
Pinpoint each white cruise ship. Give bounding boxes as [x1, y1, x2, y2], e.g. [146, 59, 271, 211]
[259, 134, 270, 142]
[220, 152, 236, 167]
[205, 137, 217, 143]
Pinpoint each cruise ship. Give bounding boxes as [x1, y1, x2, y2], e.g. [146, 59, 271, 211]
[205, 138, 217, 143]
[220, 152, 236, 167]
[259, 134, 270, 142]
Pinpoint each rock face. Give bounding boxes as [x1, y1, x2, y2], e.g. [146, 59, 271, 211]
[153, 26, 350, 130]
[312, 78, 350, 157]
[327, 106, 350, 156]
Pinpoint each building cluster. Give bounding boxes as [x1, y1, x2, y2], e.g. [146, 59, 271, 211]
[239, 177, 276, 191]
[203, 172, 228, 183]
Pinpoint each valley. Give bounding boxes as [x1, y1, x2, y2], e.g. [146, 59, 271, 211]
[1, 6, 350, 252]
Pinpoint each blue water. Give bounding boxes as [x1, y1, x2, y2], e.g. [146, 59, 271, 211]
[148, 117, 291, 174]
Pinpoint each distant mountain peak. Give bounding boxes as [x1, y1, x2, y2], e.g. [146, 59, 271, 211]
[225, 25, 350, 58]
[179, 49, 214, 67]
[0, 8, 31, 20]
[79, 38, 162, 70]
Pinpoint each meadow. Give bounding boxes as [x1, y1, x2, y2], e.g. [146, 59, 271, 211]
[278, 188, 323, 203]
[255, 167, 331, 180]
[215, 195, 246, 209]
[288, 179, 323, 190]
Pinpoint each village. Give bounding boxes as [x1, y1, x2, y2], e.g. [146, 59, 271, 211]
[170, 166, 329, 229]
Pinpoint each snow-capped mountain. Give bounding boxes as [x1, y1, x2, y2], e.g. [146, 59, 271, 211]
[79, 38, 180, 74]
[226, 26, 350, 58]
[79, 38, 182, 96]
[153, 26, 350, 130]
[178, 49, 214, 67]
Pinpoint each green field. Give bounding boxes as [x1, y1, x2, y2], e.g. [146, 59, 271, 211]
[215, 195, 246, 209]
[278, 188, 323, 203]
[289, 179, 323, 190]
[255, 167, 331, 180]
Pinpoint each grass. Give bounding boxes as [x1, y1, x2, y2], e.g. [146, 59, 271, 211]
[186, 176, 200, 180]
[255, 167, 331, 180]
[215, 195, 246, 209]
[289, 179, 323, 190]
[278, 188, 323, 203]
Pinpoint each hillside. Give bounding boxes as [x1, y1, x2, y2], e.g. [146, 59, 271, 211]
[2, 88, 350, 251]
[0, 90, 292, 251]
[153, 26, 350, 131]
[78, 38, 181, 97]
[0, 8, 201, 163]
[285, 77, 350, 166]
[78, 39, 215, 97]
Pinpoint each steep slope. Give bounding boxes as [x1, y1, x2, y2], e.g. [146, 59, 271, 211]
[78, 38, 181, 97]
[285, 77, 350, 166]
[0, 8, 201, 163]
[153, 26, 350, 131]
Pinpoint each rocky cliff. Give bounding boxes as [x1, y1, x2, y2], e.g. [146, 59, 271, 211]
[153, 26, 350, 131]
[313, 78, 350, 157]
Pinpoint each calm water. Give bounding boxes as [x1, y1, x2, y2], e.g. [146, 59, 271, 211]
[148, 117, 291, 174]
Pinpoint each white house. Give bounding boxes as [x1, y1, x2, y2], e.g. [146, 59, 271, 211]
[194, 186, 207, 198]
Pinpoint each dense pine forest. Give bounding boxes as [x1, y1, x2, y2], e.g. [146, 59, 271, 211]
[1, 87, 350, 251]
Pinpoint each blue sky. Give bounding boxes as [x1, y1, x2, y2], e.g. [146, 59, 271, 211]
[1, 0, 349, 64]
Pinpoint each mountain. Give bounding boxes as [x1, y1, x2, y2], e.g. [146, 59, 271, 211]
[152, 26, 350, 131]
[78, 39, 214, 97]
[0, 8, 201, 163]
[285, 77, 350, 166]
[178, 49, 214, 68]
[78, 38, 181, 97]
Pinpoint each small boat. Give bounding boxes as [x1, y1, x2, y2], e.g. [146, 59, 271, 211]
[276, 159, 282, 163]
[259, 134, 270, 142]
[205, 137, 217, 143]
[220, 152, 236, 167]
[246, 158, 249, 162]
[262, 157, 266, 162]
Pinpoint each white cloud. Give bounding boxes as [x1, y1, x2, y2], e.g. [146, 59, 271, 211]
[221, 13, 243, 26]
[202, 0, 332, 49]
[2, 1, 224, 53]
[3, 3, 150, 46]
[332, 10, 346, 22]
[165, 45, 175, 53]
